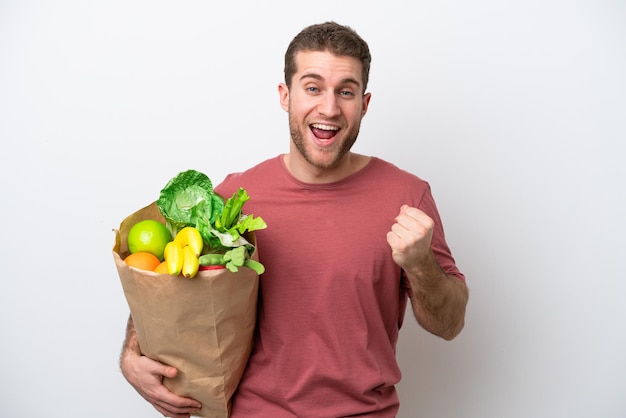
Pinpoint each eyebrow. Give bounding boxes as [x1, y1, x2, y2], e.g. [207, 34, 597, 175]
[299, 73, 361, 88]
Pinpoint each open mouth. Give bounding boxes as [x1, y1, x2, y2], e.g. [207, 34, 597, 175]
[310, 123, 339, 141]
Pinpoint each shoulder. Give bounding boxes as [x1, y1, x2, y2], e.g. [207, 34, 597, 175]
[370, 157, 426, 180]
[358, 157, 438, 215]
[215, 155, 282, 196]
[366, 157, 430, 191]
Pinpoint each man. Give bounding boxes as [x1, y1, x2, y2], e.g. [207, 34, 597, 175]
[121, 21, 468, 417]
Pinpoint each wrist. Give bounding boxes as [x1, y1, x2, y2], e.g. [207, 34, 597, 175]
[406, 251, 440, 280]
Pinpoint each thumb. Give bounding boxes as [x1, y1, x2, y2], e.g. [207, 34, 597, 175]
[161, 365, 178, 379]
[148, 360, 178, 379]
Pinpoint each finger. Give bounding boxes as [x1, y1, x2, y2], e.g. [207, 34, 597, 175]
[386, 230, 398, 249]
[152, 397, 200, 418]
[391, 220, 411, 238]
[151, 390, 202, 412]
[142, 376, 202, 414]
[153, 403, 191, 418]
[397, 212, 434, 239]
[398, 206, 431, 226]
[393, 213, 416, 233]
[142, 356, 177, 378]
[387, 229, 409, 253]
[161, 365, 178, 379]
[397, 204, 423, 219]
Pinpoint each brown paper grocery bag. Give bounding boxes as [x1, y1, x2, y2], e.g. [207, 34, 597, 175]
[113, 202, 259, 418]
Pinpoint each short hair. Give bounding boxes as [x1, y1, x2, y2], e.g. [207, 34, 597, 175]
[284, 21, 372, 93]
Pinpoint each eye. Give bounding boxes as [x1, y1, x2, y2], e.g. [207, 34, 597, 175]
[339, 90, 355, 97]
[306, 86, 320, 93]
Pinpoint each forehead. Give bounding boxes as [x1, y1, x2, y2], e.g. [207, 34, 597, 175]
[293, 50, 363, 87]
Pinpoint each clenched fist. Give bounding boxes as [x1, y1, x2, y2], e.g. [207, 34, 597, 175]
[386, 205, 434, 274]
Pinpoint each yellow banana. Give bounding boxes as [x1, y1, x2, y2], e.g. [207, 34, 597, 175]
[164, 241, 184, 275]
[174, 227, 204, 257]
[182, 245, 199, 279]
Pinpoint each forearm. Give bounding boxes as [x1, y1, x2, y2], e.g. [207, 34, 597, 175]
[117, 315, 201, 415]
[406, 251, 469, 340]
[120, 315, 141, 374]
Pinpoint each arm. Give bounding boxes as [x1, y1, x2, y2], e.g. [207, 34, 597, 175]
[120, 315, 202, 418]
[387, 205, 469, 340]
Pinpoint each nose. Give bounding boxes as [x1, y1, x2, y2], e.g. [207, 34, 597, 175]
[317, 92, 341, 117]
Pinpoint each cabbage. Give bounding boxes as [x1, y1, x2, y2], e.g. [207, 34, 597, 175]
[156, 169, 266, 254]
[156, 169, 224, 237]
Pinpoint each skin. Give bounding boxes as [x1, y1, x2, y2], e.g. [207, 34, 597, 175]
[388, 205, 469, 340]
[279, 50, 372, 183]
[120, 317, 202, 417]
[120, 49, 468, 417]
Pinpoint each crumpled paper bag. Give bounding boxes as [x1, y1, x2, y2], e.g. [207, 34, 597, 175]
[112, 201, 258, 417]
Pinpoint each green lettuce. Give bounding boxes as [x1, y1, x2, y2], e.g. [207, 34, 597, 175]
[156, 169, 267, 256]
[156, 170, 224, 237]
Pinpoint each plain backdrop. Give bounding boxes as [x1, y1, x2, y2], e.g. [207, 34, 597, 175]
[1, 1, 625, 417]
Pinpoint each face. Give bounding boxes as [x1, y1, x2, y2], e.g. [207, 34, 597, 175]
[279, 50, 371, 173]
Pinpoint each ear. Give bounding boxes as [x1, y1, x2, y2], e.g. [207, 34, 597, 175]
[361, 92, 372, 117]
[278, 83, 289, 112]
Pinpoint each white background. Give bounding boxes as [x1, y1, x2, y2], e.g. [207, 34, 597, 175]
[1, 1, 625, 417]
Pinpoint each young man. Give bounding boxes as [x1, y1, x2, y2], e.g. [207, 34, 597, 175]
[120, 21, 468, 417]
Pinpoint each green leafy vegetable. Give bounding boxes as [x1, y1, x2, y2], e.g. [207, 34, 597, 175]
[208, 188, 267, 251]
[157, 170, 224, 237]
[156, 169, 267, 273]
[198, 247, 265, 275]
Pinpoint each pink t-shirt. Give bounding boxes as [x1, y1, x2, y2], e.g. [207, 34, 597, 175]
[215, 156, 464, 417]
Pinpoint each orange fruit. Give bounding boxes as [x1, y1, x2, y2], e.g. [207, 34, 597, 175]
[154, 261, 169, 274]
[127, 219, 172, 260]
[124, 251, 161, 271]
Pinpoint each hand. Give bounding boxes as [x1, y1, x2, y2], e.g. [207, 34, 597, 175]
[121, 350, 202, 418]
[386, 205, 434, 273]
